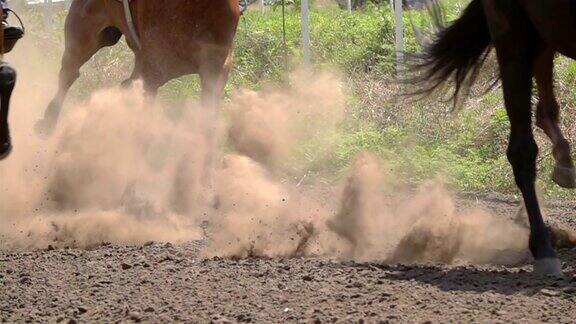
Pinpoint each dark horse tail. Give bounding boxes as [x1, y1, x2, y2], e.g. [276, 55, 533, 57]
[412, 0, 493, 105]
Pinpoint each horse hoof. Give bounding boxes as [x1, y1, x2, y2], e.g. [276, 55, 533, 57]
[34, 118, 55, 138]
[533, 258, 563, 277]
[0, 142, 11, 160]
[552, 164, 576, 189]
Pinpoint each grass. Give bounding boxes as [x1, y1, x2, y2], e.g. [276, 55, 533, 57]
[14, 2, 576, 199]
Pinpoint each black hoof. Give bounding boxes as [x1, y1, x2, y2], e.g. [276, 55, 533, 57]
[0, 141, 12, 160]
[34, 118, 56, 138]
[552, 164, 576, 189]
[533, 258, 563, 277]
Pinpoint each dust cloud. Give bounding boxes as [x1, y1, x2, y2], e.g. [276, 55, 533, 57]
[0, 84, 205, 249]
[333, 153, 529, 264]
[0, 57, 531, 265]
[226, 70, 344, 172]
[205, 71, 531, 265]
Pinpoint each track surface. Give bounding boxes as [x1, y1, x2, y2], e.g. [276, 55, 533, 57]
[1, 193, 576, 323]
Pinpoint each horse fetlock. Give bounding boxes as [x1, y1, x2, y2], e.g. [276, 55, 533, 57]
[528, 229, 557, 258]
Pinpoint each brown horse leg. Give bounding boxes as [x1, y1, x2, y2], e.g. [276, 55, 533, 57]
[199, 48, 233, 111]
[137, 70, 166, 104]
[121, 57, 143, 89]
[0, 64, 16, 160]
[534, 48, 575, 188]
[36, 14, 121, 136]
[197, 49, 233, 197]
[486, 1, 561, 275]
[121, 69, 140, 89]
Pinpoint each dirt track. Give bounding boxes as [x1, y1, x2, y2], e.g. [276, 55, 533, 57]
[1, 193, 576, 323]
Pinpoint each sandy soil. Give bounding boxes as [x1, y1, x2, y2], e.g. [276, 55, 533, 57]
[1, 193, 576, 324]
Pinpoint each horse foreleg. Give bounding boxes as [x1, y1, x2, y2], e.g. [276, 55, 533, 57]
[36, 6, 117, 137]
[534, 48, 575, 188]
[37, 49, 101, 137]
[0, 63, 16, 160]
[35, 56, 80, 137]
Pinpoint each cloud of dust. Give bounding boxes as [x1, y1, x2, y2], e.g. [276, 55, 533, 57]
[330, 153, 529, 264]
[226, 70, 345, 172]
[202, 70, 346, 258]
[202, 72, 531, 266]
[205, 141, 529, 264]
[0, 83, 207, 249]
[202, 154, 317, 258]
[0, 45, 532, 266]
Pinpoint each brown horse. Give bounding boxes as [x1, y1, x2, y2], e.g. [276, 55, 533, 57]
[413, 0, 576, 275]
[0, 21, 18, 160]
[35, 0, 240, 135]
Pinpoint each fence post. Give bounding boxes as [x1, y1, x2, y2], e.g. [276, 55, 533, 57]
[43, 0, 53, 30]
[259, 0, 264, 13]
[394, 0, 404, 73]
[301, 0, 311, 68]
[346, 0, 352, 12]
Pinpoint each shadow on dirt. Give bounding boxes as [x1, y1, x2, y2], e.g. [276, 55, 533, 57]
[354, 250, 576, 295]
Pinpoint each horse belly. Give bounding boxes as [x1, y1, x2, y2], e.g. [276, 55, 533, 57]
[136, 1, 239, 79]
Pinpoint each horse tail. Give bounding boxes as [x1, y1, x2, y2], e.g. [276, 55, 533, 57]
[410, 0, 493, 107]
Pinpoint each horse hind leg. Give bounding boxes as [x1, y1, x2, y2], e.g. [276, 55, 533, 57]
[191, 49, 233, 207]
[35, 13, 121, 137]
[534, 48, 575, 188]
[488, 1, 561, 275]
[121, 57, 144, 89]
[502, 59, 561, 275]
[199, 48, 233, 111]
[0, 64, 16, 160]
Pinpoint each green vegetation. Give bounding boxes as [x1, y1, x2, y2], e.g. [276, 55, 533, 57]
[16, 2, 576, 198]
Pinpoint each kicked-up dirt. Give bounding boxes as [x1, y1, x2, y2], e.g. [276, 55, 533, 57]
[1, 57, 575, 323]
[1, 193, 576, 324]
